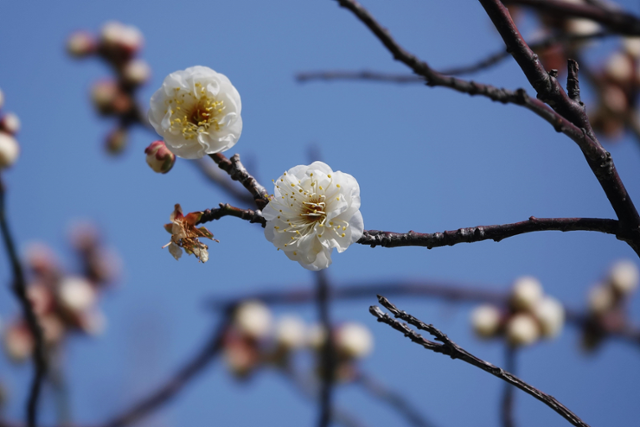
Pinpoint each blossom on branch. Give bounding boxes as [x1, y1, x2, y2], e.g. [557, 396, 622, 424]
[263, 161, 364, 271]
[149, 66, 242, 159]
[163, 204, 217, 263]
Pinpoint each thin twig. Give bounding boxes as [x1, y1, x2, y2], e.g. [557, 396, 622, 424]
[296, 31, 611, 82]
[503, 0, 640, 36]
[315, 270, 336, 427]
[0, 174, 47, 427]
[208, 153, 270, 210]
[100, 312, 232, 427]
[197, 203, 266, 227]
[357, 217, 620, 249]
[501, 346, 517, 427]
[370, 296, 590, 427]
[354, 371, 436, 427]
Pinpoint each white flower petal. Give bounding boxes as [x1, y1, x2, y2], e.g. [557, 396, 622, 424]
[168, 243, 183, 260]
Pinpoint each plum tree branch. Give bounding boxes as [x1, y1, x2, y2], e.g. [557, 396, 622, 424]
[0, 174, 47, 427]
[370, 296, 590, 427]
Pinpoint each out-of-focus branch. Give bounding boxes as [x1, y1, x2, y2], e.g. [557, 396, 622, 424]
[478, 0, 640, 241]
[197, 203, 266, 227]
[192, 159, 255, 206]
[501, 346, 517, 427]
[296, 31, 610, 82]
[209, 153, 270, 210]
[0, 174, 47, 427]
[354, 372, 437, 427]
[100, 313, 232, 427]
[370, 296, 590, 427]
[503, 0, 640, 36]
[358, 217, 620, 249]
[315, 270, 336, 427]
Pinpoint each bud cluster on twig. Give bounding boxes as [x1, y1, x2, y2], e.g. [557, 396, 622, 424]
[471, 276, 565, 347]
[0, 88, 20, 170]
[2, 223, 119, 363]
[67, 22, 149, 154]
[222, 300, 373, 382]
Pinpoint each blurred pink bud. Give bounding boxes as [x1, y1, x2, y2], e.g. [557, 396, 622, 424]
[27, 283, 55, 317]
[145, 140, 175, 174]
[77, 309, 107, 336]
[122, 59, 151, 86]
[91, 80, 119, 115]
[66, 31, 97, 58]
[605, 52, 633, 83]
[3, 322, 33, 363]
[100, 22, 143, 57]
[0, 132, 19, 169]
[40, 315, 65, 345]
[58, 277, 97, 314]
[0, 88, 4, 111]
[105, 128, 128, 154]
[0, 113, 20, 135]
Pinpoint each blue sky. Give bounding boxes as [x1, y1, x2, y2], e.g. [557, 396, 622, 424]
[1, 1, 639, 426]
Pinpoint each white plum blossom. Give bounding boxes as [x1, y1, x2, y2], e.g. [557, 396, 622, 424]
[148, 66, 242, 159]
[234, 301, 272, 340]
[505, 313, 540, 347]
[335, 322, 373, 359]
[608, 260, 639, 295]
[263, 161, 364, 271]
[470, 305, 501, 338]
[532, 296, 565, 338]
[510, 276, 543, 311]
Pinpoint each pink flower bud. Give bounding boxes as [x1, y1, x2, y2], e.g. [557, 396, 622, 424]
[0, 132, 19, 169]
[145, 140, 175, 174]
[67, 31, 97, 58]
[91, 80, 119, 115]
[122, 59, 151, 86]
[3, 322, 33, 363]
[100, 22, 143, 58]
[0, 113, 20, 135]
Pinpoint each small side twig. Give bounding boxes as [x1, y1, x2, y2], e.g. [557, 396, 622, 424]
[197, 203, 266, 227]
[208, 153, 270, 210]
[370, 296, 590, 427]
[0, 174, 47, 427]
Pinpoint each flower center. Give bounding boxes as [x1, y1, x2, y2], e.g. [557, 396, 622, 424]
[165, 83, 225, 140]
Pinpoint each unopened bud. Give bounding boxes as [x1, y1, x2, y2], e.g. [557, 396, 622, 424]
[0, 132, 19, 169]
[0, 112, 20, 135]
[58, 277, 96, 313]
[40, 315, 65, 345]
[0, 88, 4, 111]
[505, 313, 540, 347]
[602, 85, 628, 114]
[335, 322, 373, 359]
[105, 128, 128, 154]
[623, 37, 640, 59]
[145, 140, 175, 174]
[123, 59, 151, 86]
[605, 52, 633, 82]
[588, 284, 615, 315]
[91, 80, 119, 115]
[27, 283, 54, 317]
[3, 323, 33, 362]
[566, 19, 600, 37]
[100, 22, 143, 57]
[234, 301, 272, 340]
[470, 305, 501, 338]
[532, 296, 564, 338]
[608, 260, 639, 295]
[78, 309, 106, 336]
[510, 276, 543, 312]
[67, 31, 97, 58]
[275, 315, 306, 350]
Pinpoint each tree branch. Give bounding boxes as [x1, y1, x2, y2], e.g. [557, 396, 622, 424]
[370, 296, 590, 427]
[100, 313, 232, 427]
[208, 153, 270, 210]
[478, 0, 640, 238]
[503, 0, 640, 36]
[357, 217, 620, 249]
[197, 203, 266, 227]
[0, 174, 47, 427]
[501, 346, 517, 427]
